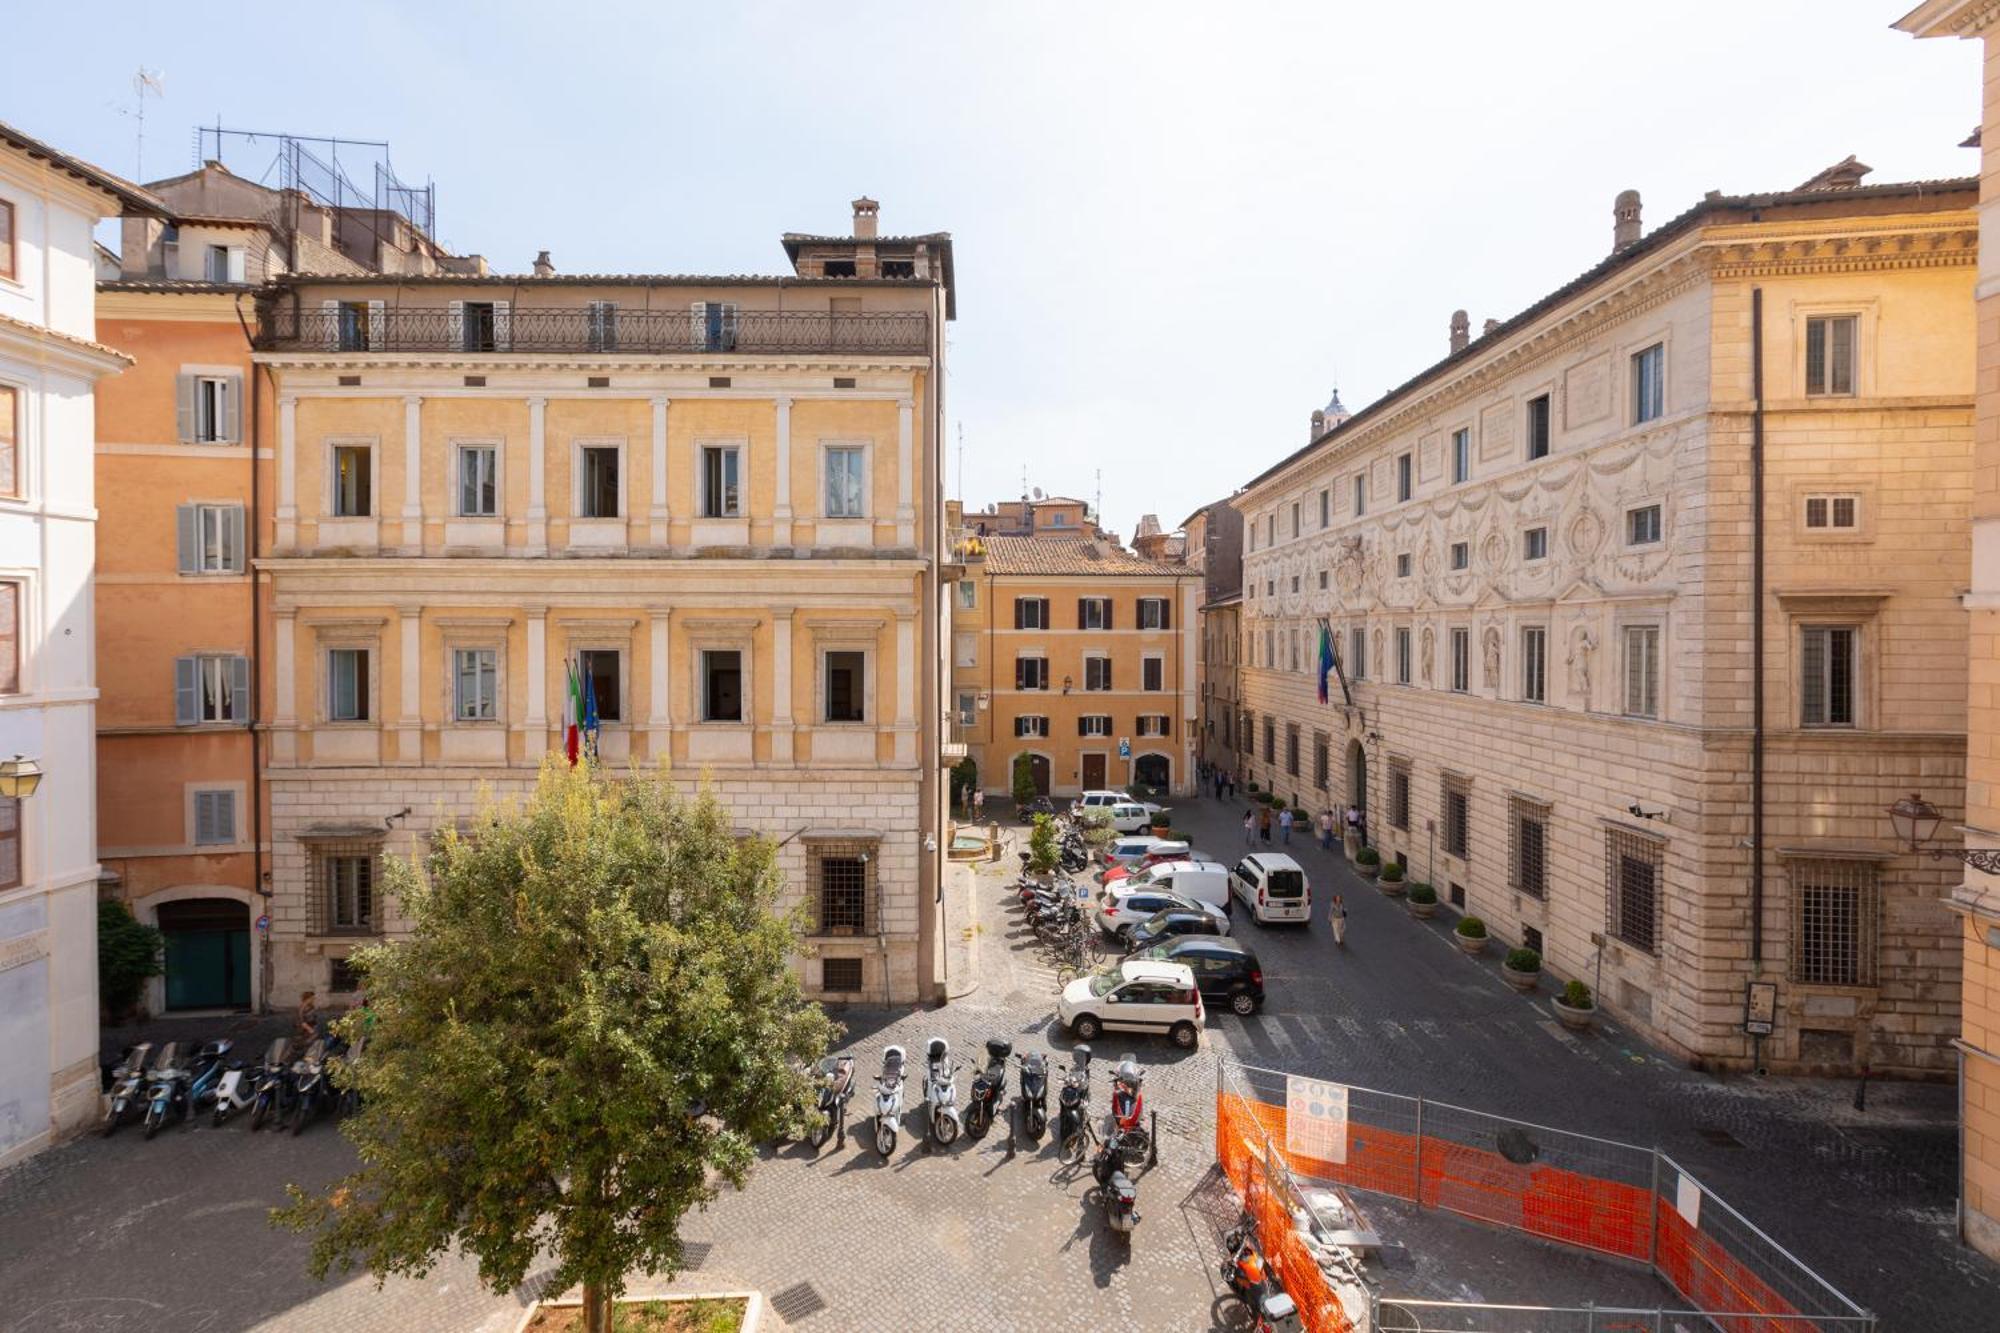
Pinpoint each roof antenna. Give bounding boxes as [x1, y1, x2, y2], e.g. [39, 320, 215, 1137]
[1094, 468, 1102, 527]
[111, 67, 166, 181]
[955, 422, 964, 506]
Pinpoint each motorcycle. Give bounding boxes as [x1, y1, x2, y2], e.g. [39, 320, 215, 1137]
[1057, 1044, 1095, 1165]
[965, 1038, 1011, 1139]
[288, 1037, 331, 1136]
[246, 1037, 293, 1132]
[1222, 1214, 1301, 1332]
[139, 1041, 186, 1140]
[1016, 1049, 1049, 1143]
[922, 1036, 961, 1148]
[209, 1043, 260, 1127]
[873, 1045, 907, 1158]
[1093, 1129, 1142, 1237]
[184, 1039, 234, 1119]
[102, 1042, 153, 1138]
[808, 1054, 854, 1151]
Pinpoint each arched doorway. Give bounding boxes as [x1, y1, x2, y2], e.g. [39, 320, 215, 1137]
[1018, 752, 1051, 797]
[1134, 753, 1171, 791]
[1346, 740, 1368, 819]
[156, 898, 251, 1010]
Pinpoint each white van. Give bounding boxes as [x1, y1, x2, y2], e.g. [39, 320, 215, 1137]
[1136, 861, 1230, 913]
[1072, 789, 1163, 817]
[1229, 852, 1311, 924]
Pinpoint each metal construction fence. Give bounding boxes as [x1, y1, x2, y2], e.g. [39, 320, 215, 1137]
[1215, 1060, 1876, 1333]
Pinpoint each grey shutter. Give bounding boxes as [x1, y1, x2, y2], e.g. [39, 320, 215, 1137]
[368, 300, 385, 351]
[175, 374, 196, 443]
[1801, 629, 1825, 724]
[448, 300, 465, 350]
[196, 790, 236, 844]
[176, 504, 199, 573]
[225, 506, 246, 572]
[228, 655, 251, 722]
[492, 300, 511, 350]
[220, 377, 241, 443]
[322, 299, 339, 351]
[175, 656, 200, 724]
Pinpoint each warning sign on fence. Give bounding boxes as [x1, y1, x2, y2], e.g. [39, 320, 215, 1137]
[1285, 1074, 1348, 1164]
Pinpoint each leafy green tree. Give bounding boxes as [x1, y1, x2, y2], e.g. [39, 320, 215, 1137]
[1027, 813, 1059, 874]
[97, 898, 164, 1019]
[1011, 753, 1038, 805]
[274, 762, 835, 1333]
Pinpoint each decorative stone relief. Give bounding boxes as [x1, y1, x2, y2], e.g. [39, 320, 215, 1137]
[1419, 626, 1435, 685]
[1567, 626, 1597, 707]
[1482, 625, 1502, 689]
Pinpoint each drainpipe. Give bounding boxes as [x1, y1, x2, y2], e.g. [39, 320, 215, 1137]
[234, 293, 271, 1014]
[1751, 287, 1767, 980]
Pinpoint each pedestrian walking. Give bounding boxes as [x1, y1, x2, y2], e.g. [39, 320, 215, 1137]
[1243, 810, 1255, 845]
[1318, 809, 1335, 851]
[1329, 894, 1348, 947]
[972, 787, 984, 820]
[296, 990, 322, 1044]
[1259, 807, 1273, 843]
[1279, 807, 1294, 844]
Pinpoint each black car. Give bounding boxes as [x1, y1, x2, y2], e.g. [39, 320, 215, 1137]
[1136, 936, 1264, 1015]
[1123, 907, 1223, 955]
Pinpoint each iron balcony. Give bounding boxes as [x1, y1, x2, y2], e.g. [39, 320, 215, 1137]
[256, 305, 931, 356]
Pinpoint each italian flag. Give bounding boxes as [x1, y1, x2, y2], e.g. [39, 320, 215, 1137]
[564, 660, 582, 766]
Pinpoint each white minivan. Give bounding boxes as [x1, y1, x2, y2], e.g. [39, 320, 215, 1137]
[1133, 861, 1230, 914]
[1229, 852, 1311, 924]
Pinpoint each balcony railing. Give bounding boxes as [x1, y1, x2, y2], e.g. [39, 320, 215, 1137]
[256, 305, 932, 356]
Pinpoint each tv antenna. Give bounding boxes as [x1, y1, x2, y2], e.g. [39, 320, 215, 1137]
[113, 68, 166, 181]
[955, 422, 964, 505]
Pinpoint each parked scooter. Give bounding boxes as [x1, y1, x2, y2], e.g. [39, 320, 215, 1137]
[288, 1037, 331, 1136]
[139, 1042, 186, 1140]
[808, 1055, 854, 1151]
[1016, 1049, 1049, 1143]
[1222, 1213, 1300, 1332]
[1057, 1044, 1095, 1165]
[183, 1039, 234, 1119]
[247, 1037, 292, 1132]
[210, 1043, 259, 1127]
[1093, 1129, 1142, 1237]
[873, 1046, 907, 1158]
[965, 1038, 1010, 1139]
[922, 1036, 961, 1148]
[102, 1042, 153, 1138]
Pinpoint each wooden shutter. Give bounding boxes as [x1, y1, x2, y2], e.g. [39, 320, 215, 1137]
[492, 300, 511, 350]
[176, 504, 200, 573]
[220, 376, 241, 443]
[175, 656, 200, 724]
[229, 655, 251, 721]
[368, 300, 386, 351]
[196, 790, 236, 844]
[1104, 598, 1113, 630]
[225, 506, 246, 572]
[322, 299, 339, 351]
[448, 300, 465, 350]
[1013, 598, 1024, 630]
[1077, 597, 1087, 629]
[176, 373, 197, 443]
[226, 247, 247, 283]
[1015, 657, 1027, 690]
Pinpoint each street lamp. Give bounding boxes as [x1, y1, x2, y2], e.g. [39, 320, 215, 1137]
[1885, 792, 2000, 873]
[0, 754, 43, 799]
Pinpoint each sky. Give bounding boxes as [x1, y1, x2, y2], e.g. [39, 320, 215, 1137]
[7, 1, 1983, 537]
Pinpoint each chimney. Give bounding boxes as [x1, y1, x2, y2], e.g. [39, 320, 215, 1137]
[1613, 189, 1642, 252]
[1311, 409, 1326, 440]
[851, 196, 880, 240]
[1482, 318, 1500, 337]
[531, 249, 555, 278]
[1449, 309, 1470, 355]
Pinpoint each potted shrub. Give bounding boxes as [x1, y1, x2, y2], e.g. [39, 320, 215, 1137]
[1354, 845, 1381, 882]
[1502, 947, 1542, 993]
[1026, 813, 1059, 880]
[1453, 914, 1489, 956]
[1150, 812, 1172, 839]
[1553, 978, 1596, 1031]
[1376, 860, 1405, 896]
[1406, 882, 1437, 918]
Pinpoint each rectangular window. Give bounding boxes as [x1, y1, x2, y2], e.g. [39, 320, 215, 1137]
[1510, 796, 1549, 900]
[956, 579, 975, 610]
[1079, 714, 1112, 737]
[1523, 527, 1548, 561]
[1266, 514, 1275, 547]
[0, 383, 15, 497]
[454, 648, 498, 721]
[1522, 626, 1547, 704]
[579, 446, 620, 518]
[1627, 504, 1662, 545]
[1443, 774, 1471, 859]
[1805, 316, 1857, 397]
[1801, 626, 1857, 728]
[1624, 625, 1660, 719]
[1015, 714, 1049, 738]
[1319, 490, 1329, 528]
[1286, 723, 1300, 777]
[1396, 552, 1412, 579]
[1395, 627, 1412, 684]
[1804, 495, 1859, 531]
[187, 375, 238, 444]
[701, 445, 741, 518]
[1142, 656, 1164, 691]
[332, 445, 372, 517]
[577, 649, 622, 722]
[956, 691, 976, 727]
[176, 503, 246, 574]
[1349, 627, 1366, 680]
[0, 581, 17, 694]
[1137, 714, 1169, 737]
[1632, 343, 1665, 423]
[1353, 473, 1366, 516]
[1606, 827, 1662, 954]
[586, 300, 619, 351]
[1078, 597, 1111, 630]
[175, 654, 250, 724]
[0, 798, 19, 890]
[461, 301, 499, 352]
[1291, 502, 1300, 538]
[1398, 452, 1413, 502]
[1388, 759, 1411, 831]
[327, 648, 370, 722]
[1791, 859, 1878, 987]
[821, 956, 865, 994]
[1450, 541, 1469, 571]
[1263, 717, 1275, 763]
[203, 245, 233, 283]
[818, 853, 869, 934]
[953, 632, 977, 668]
[1526, 394, 1551, 460]
[1137, 597, 1170, 630]
[700, 649, 740, 722]
[337, 301, 373, 352]
[324, 853, 376, 933]
[1015, 657, 1049, 691]
[1083, 657, 1112, 691]
[1451, 428, 1471, 484]
[0, 199, 12, 281]
[1013, 597, 1050, 630]
[1450, 628, 1470, 693]
[824, 650, 865, 722]
[824, 445, 866, 518]
[458, 445, 498, 516]
[1313, 731, 1330, 789]
[193, 789, 237, 846]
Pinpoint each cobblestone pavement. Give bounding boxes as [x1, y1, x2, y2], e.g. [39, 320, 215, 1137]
[2, 791, 1996, 1331]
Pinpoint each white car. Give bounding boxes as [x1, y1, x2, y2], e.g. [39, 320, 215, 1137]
[1072, 790, 1164, 818]
[1229, 852, 1312, 925]
[1097, 885, 1231, 938]
[1102, 835, 1178, 869]
[1057, 959, 1205, 1049]
[1106, 801, 1165, 834]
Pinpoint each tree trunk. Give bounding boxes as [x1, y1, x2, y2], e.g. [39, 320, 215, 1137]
[582, 1282, 611, 1333]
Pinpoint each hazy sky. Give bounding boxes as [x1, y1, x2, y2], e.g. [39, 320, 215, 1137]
[8, 2, 1981, 536]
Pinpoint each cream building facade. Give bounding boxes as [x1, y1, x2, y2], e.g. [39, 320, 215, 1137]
[1236, 170, 1976, 1076]
[254, 199, 952, 1007]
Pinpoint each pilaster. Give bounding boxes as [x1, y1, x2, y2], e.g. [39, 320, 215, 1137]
[273, 608, 298, 763]
[896, 397, 915, 546]
[648, 609, 672, 763]
[649, 396, 670, 547]
[527, 396, 548, 554]
[277, 395, 298, 549]
[400, 395, 424, 553]
[397, 609, 423, 764]
[771, 606, 795, 763]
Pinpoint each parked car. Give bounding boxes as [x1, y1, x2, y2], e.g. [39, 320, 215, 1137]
[1106, 801, 1165, 833]
[1056, 959, 1205, 1048]
[1102, 835, 1178, 869]
[1098, 886, 1229, 938]
[1124, 907, 1230, 953]
[1097, 840, 1191, 878]
[1229, 852, 1311, 925]
[1100, 848, 1221, 887]
[1119, 861, 1230, 912]
[1072, 789, 1163, 817]
[1136, 936, 1265, 1015]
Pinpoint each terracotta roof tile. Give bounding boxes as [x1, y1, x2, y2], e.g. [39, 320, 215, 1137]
[0, 120, 167, 215]
[981, 535, 1192, 578]
[0, 310, 134, 364]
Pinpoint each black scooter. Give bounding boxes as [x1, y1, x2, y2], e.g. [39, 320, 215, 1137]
[965, 1038, 1010, 1139]
[1093, 1128, 1142, 1237]
[808, 1055, 854, 1151]
[1056, 1044, 1094, 1164]
[1016, 1050, 1048, 1143]
[247, 1037, 292, 1132]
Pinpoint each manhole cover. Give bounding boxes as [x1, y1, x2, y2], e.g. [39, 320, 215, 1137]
[680, 1240, 711, 1271]
[770, 1281, 827, 1321]
[1696, 1127, 1743, 1149]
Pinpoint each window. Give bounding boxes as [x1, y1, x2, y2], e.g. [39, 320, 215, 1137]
[318, 851, 377, 934]
[1313, 731, 1330, 789]
[1137, 714, 1170, 737]
[1291, 575, 1300, 594]
[1449, 628, 1470, 693]
[1627, 504, 1662, 546]
[1526, 394, 1551, 460]
[454, 648, 498, 721]
[1353, 473, 1366, 516]
[1805, 316, 1857, 397]
[1606, 827, 1662, 954]
[1442, 774, 1471, 859]
[178, 374, 240, 444]
[1263, 717, 1275, 763]
[175, 654, 249, 724]
[578, 300, 619, 351]
[824, 445, 866, 518]
[1288, 631, 1299, 673]
[0, 199, 12, 281]
[0, 798, 17, 890]
[461, 301, 499, 352]
[1078, 597, 1111, 630]
[1451, 428, 1471, 484]
[0, 582, 17, 694]
[823, 258, 858, 278]
[203, 245, 243, 283]
[1800, 626, 1857, 728]
[1398, 452, 1413, 502]
[1319, 490, 1329, 528]
[458, 445, 498, 516]
[331, 445, 372, 517]
[1790, 859, 1878, 987]
[1349, 627, 1366, 680]
[1265, 514, 1275, 546]
[1013, 597, 1050, 630]
[1286, 723, 1300, 777]
[881, 258, 915, 278]
[336, 301, 373, 352]
[1083, 657, 1112, 691]
[1449, 541, 1469, 571]
[1624, 625, 1660, 719]
[176, 503, 246, 574]
[701, 445, 741, 517]
[822, 957, 864, 992]
[1523, 527, 1548, 561]
[1080, 714, 1112, 737]
[573, 649, 621, 722]
[0, 383, 14, 497]
[1137, 597, 1170, 630]
[1510, 796, 1549, 899]
[956, 691, 976, 727]
[1632, 343, 1664, 423]
[1388, 759, 1411, 831]
[1318, 569, 1329, 591]
[193, 790, 237, 846]
[329, 958, 364, 993]
[1015, 656, 1049, 691]
[1291, 502, 1300, 538]
[579, 445, 620, 518]
[327, 649, 370, 722]
[816, 849, 870, 934]
[956, 580, 975, 610]
[1015, 714, 1049, 738]
[1521, 626, 1547, 704]
[1395, 627, 1411, 684]
[1396, 553, 1411, 579]
[824, 650, 865, 722]
[1141, 656, 1164, 691]
[1804, 494, 1859, 531]
[700, 649, 740, 722]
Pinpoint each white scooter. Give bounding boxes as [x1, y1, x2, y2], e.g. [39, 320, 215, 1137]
[923, 1036, 961, 1148]
[873, 1045, 907, 1158]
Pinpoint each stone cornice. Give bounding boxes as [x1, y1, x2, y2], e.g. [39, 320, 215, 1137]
[1895, 0, 2000, 39]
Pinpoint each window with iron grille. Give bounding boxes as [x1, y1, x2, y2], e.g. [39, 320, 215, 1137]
[1264, 717, 1275, 763]
[1442, 773, 1471, 859]
[1605, 826, 1663, 955]
[822, 957, 864, 992]
[1789, 859, 1878, 987]
[1805, 316, 1856, 397]
[811, 841, 875, 935]
[1313, 731, 1330, 790]
[1509, 796, 1549, 900]
[1286, 724, 1300, 777]
[309, 841, 381, 936]
[1388, 759, 1411, 831]
[329, 957, 364, 993]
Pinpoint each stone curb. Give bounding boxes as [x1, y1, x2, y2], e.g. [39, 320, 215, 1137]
[512, 1289, 764, 1333]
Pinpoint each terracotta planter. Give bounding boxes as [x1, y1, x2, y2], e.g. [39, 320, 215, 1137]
[1501, 963, 1540, 993]
[1552, 996, 1596, 1031]
[1407, 898, 1435, 918]
[1151, 825, 1171, 839]
[1453, 930, 1488, 956]
[1376, 875, 1404, 896]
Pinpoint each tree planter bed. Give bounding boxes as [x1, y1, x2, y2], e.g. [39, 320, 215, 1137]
[520, 1293, 755, 1333]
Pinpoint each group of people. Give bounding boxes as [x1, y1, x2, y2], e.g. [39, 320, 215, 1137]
[1197, 759, 1239, 801]
[1240, 802, 1365, 849]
